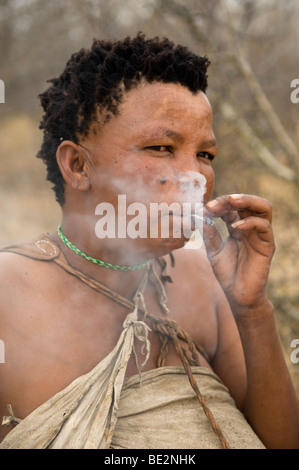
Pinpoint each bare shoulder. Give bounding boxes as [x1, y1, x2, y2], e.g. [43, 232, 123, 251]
[0, 252, 39, 318]
[0, 251, 40, 288]
[167, 245, 229, 323]
[0, 251, 30, 288]
[0, 250, 62, 323]
[168, 246, 222, 296]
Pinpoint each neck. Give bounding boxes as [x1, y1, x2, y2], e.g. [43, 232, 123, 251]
[50, 215, 154, 298]
[57, 223, 151, 272]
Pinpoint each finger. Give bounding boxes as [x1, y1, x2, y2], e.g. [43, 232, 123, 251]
[206, 194, 272, 223]
[230, 216, 274, 244]
[228, 194, 272, 223]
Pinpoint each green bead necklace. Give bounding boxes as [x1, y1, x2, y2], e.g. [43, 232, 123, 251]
[57, 224, 152, 272]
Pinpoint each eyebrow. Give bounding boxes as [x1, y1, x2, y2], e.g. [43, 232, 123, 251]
[144, 128, 184, 142]
[200, 138, 218, 149]
[144, 128, 218, 149]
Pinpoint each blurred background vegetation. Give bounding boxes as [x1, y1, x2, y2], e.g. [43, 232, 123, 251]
[1, 0, 299, 392]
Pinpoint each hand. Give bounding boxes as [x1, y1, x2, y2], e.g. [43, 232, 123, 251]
[203, 194, 275, 313]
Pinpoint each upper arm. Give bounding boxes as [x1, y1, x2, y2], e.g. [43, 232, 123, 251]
[210, 282, 247, 411]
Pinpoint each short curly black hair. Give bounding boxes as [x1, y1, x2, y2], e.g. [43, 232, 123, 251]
[37, 33, 210, 206]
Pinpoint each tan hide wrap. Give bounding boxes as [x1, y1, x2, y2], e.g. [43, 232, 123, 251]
[0, 235, 265, 449]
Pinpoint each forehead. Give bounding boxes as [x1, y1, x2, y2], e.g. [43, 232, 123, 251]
[119, 81, 212, 125]
[86, 81, 214, 146]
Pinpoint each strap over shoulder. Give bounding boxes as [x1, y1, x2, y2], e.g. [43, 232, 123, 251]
[0, 233, 220, 444]
[0, 235, 61, 261]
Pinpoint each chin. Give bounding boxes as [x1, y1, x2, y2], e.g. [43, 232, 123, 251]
[142, 235, 189, 259]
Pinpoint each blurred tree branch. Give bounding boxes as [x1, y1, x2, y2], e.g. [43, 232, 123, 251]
[223, 1, 299, 170]
[155, 0, 299, 182]
[219, 101, 296, 181]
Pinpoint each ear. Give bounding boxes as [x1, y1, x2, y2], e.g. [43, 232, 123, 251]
[56, 140, 91, 192]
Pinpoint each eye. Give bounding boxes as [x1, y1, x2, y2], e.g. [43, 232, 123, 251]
[197, 151, 215, 161]
[146, 146, 170, 152]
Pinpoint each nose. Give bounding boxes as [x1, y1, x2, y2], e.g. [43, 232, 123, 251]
[169, 152, 215, 203]
[174, 152, 201, 174]
[172, 153, 205, 185]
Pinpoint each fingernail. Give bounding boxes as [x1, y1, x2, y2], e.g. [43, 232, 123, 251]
[231, 219, 245, 228]
[229, 194, 243, 200]
[206, 199, 218, 208]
